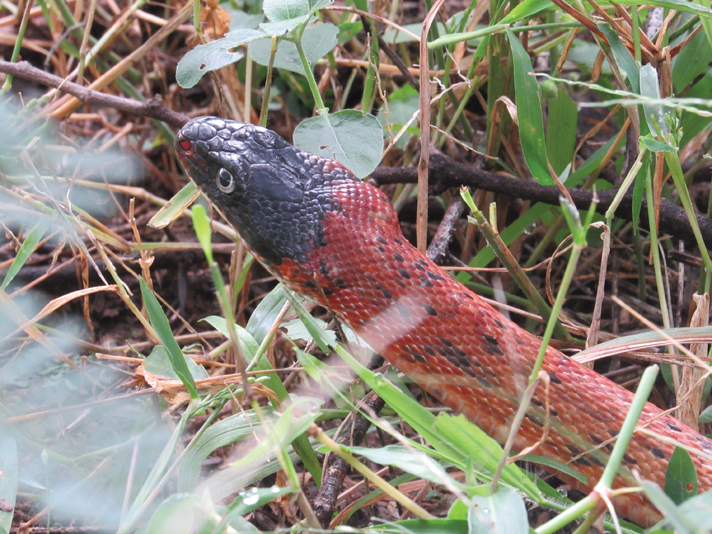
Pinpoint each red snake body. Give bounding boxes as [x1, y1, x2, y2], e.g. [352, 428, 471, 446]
[176, 117, 712, 527]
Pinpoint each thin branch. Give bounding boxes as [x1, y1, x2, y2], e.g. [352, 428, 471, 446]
[0, 60, 189, 128]
[371, 152, 712, 248]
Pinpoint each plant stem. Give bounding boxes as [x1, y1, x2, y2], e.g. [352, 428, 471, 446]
[294, 38, 328, 114]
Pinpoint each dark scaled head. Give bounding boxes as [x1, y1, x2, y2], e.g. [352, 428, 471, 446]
[175, 116, 357, 265]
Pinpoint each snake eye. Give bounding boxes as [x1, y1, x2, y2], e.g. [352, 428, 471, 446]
[178, 138, 192, 152]
[216, 168, 235, 193]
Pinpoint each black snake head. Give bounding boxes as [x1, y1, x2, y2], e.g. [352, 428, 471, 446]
[176, 116, 356, 265]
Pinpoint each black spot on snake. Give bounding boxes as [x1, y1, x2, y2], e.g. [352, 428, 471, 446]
[548, 373, 562, 384]
[623, 453, 638, 464]
[393, 253, 404, 262]
[376, 236, 388, 244]
[651, 448, 665, 459]
[665, 422, 682, 433]
[377, 246, 386, 253]
[483, 334, 499, 345]
[419, 276, 433, 287]
[335, 278, 347, 289]
[424, 305, 437, 316]
[397, 268, 411, 279]
[304, 280, 316, 289]
[414, 262, 425, 271]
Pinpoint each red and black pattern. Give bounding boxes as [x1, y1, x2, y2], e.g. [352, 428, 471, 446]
[176, 116, 712, 527]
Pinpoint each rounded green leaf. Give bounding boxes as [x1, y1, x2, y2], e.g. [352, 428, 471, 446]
[176, 29, 267, 88]
[293, 110, 384, 178]
[665, 446, 698, 505]
[250, 23, 338, 76]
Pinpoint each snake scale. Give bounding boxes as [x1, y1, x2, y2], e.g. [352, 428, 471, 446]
[175, 116, 712, 527]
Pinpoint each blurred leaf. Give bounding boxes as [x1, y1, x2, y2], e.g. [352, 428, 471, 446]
[1, 221, 47, 291]
[545, 86, 577, 176]
[146, 493, 210, 534]
[217, 486, 295, 531]
[641, 480, 698, 533]
[250, 23, 338, 76]
[148, 182, 200, 229]
[176, 29, 268, 89]
[505, 28, 551, 185]
[293, 110, 384, 178]
[665, 447, 698, 505]
[140, 278, 198, 398]
[468, 487, 528, 534]
[240, 287, 323, 484]
[371, 519, 469, 533]
[177, 409, 273, 491]
[0, 425, 17, 534]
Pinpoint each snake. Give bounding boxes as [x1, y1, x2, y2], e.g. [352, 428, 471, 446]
[175, 116, 712, 527]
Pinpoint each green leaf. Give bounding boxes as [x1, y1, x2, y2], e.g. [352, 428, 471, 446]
[196, 399, 319, 501]
[673, 29, 712, 93]
[178, 409, 272, 491]
[293, 110, 384, 179]
[146, 494, 207, 534]
[191, 204, 213, 264]
[176, 29, 268, 89]
[505, 28, 551, 185]
[148, 182, 200, 229]
[640, 64, 669, 137]
[435, 414, 541, 496]
[640, 136, 677, 152]
[598, 23, 640, 93]
[545, 86, 577, 176]
[260, 0, 332, 34]
[344, 445, 460, 487]
[376, 519, 469, 533]
[467, 487, 529, 534]
[245, 285, 288, 344]
[665, 447, 698, 505]
[519, 454, 587, 484]
[144, 345, 209, 382]
[218, 486, 295, 529]
[632, 157, 648, 235]
[202, 315, 260, 364]
[250, 23, 338, 76]
[377, 85, 421, 149]
[0, 425, 17, 534]
[640, 480, 699, 533]
[140, 278, 198, 398]
[614, 0, 712, 18]
[700, 404, 712, 423]
[1, 221, 47, 291]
